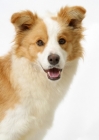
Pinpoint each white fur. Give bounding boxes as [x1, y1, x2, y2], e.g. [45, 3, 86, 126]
[38, 18, 67, 70]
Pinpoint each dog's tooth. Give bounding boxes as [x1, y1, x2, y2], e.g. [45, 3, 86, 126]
[48, 71, 50, 76]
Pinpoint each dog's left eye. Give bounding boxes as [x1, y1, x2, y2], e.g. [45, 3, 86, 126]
[36, 40, 45, 46]
[58, 38, 66, 45]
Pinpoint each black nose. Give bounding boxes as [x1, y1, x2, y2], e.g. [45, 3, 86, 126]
[48, 54, 60, 65]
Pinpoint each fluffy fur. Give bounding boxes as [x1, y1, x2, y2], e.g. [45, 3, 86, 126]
[0, 6, 86, 140]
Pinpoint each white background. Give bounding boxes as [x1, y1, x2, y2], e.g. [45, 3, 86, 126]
[0, 0, 99, 140]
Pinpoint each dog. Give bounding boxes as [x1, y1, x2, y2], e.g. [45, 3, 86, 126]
[0, 6, 86, 140]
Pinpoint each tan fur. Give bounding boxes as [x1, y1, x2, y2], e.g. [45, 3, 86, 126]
[0, 54, 19, 121]
[11, 11, 38, 32]
[11, 12, 48, 61]
[57, 6, 86, 61]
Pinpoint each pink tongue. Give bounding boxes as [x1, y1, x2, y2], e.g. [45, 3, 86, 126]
[48, 68, 60, 78]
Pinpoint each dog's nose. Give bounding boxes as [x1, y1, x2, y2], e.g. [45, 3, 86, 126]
[48, 54, 60, 65]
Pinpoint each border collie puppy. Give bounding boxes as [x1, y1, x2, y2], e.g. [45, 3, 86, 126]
[0, 6, 86, 140]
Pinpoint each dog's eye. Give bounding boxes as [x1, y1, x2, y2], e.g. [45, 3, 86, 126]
[58, 38, 66, 45]
[36, 40, 44, 46]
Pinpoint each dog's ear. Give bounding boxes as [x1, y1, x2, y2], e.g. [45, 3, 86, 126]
[58, 6, 86, 28]
[11, 10, 38, 32]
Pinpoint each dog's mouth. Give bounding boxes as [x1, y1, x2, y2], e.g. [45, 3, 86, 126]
[44, 68, 62, 80]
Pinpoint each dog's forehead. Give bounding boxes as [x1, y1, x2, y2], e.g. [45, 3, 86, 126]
[41, 16, 61, 38]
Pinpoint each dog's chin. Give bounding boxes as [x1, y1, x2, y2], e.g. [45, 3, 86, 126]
[44, 68, 62, 81]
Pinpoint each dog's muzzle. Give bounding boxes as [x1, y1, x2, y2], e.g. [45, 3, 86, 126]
[43, 54, 62, 80]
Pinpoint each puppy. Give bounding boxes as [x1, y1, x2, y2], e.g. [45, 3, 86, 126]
[0, 6, 86, 140]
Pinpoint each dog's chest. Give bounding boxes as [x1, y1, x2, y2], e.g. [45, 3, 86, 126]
[0, 86, 58, 140]
[8, 57, 67, 139]
[18, 80, 61, 132]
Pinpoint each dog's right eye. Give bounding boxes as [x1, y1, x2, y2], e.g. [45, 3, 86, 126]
[58, 38, 66, 45]
[36, 40, 45, 46]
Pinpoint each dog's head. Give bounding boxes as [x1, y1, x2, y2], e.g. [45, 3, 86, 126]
[11, 6, 86, 80]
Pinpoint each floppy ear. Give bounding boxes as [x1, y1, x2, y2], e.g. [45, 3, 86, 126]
[58, 6, 86, 28]
[11, 10, 38, 32]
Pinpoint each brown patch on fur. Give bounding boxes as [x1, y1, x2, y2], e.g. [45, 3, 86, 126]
[0, 54, 19, 121]
[11, 11, 48, 61]
[11, 10, 38, 32]
[56, 6, 86, 61]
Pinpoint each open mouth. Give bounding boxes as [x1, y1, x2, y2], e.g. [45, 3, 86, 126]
[44, 68, 62, 80]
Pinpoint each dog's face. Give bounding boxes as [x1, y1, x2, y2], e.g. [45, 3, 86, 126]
[37, 18, 67, 80]
[11, 6, 86, 80]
